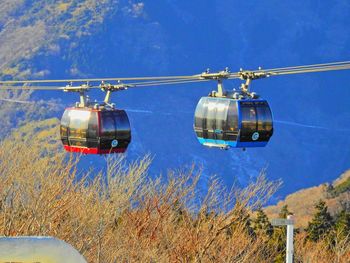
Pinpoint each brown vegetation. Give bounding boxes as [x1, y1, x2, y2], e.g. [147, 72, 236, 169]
[294, 232, 350, 263]
[0, 125, 283, 262]
[264, 184, 327, 228]
[265, 170, 350, 229]
[0, 119, 349, 262]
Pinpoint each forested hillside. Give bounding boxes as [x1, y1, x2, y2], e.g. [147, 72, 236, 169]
[265, 170, 350, 228]
[0, 0, 139, 79]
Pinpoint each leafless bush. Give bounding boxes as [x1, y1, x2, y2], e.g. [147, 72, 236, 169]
[0, 133, 278, 262]
[4, 132, 347, 262]
[294, 231, 350, 263]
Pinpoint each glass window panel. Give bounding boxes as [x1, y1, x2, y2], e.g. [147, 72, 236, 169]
[87, 111, 98, 139]
[61, 110, 69, 126]
[194, 98, 203, 128]
[256, 104, 273, 132]
[101, 112, 116, 137]
[60, 126, 68, 137]
[194, 97, 208, 129]
[68, 110, 90, 139]
[240, 102, 257, 142]
[60, 110, 69, 137]
[206, 100, 217, 131]
[113, 110, 131, 140]
[215, 100, 229, 131]
[227, 101, 238, 132]
[241, 105, 257, 132]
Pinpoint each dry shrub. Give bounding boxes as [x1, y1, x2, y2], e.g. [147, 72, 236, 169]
[3, 132, 349, 262]
[0, 133, 282, 262]
[294, 231, 350, 263]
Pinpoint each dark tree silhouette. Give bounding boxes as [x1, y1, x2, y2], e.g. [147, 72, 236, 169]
[253, 208, 273, 237]
[306, 200, 334, 242]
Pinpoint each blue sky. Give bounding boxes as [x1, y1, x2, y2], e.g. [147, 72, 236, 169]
[105, 1, 350, 197]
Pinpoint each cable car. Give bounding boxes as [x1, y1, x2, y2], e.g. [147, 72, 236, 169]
[194, 96, 273, 149]
[3, 61, 348, 152]
[60, 106, 131, 154]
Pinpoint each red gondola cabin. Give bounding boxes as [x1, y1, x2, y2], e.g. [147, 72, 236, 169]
[60, 107, 131, 154]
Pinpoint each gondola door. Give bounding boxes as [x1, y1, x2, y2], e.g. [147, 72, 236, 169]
[113, 110, 131, 151]
[240, 101, 258, 142]
[238, 100, 273, 145]
[100, 111, 116, 151]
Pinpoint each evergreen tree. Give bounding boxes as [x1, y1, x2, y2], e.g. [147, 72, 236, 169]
[241, 209, 255, 237]
[226, 207, 255, 238]
[306, 200, 334, 242]
[271, 228, 286, 263]
[253, 208, 273, 237]
[251, 209, 275, 261]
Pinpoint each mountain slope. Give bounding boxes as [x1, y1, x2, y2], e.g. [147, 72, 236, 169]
[0, 0, 138, 79]
[264, 169, 350, 228]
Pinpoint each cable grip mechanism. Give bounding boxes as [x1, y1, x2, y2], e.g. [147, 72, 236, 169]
[201, 68, 230, 97]
[238, 68, 271, 95]
[64, 83, 91, 107]
[100, 81, 134, 105]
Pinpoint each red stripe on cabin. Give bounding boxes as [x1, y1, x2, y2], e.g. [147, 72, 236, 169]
[64, 145, 126, 154]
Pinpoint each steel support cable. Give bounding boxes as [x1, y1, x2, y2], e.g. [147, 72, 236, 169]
[0, 74, 201, 85]
[224, 62, 350, 79]
[269, 64, 350, 76]
[0, 78, 208, 89]
[1, 63, 348, 90]
[224, 63, 350, 80]
[129, 78, 212, 87]
[270, 64, 350, 73]
[0, 85, 67, 90]
[0, 78, 212, 90]
[262, 60, 350, 73]
[117, 77, 207, 87]
[0, 61, 350, 89]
